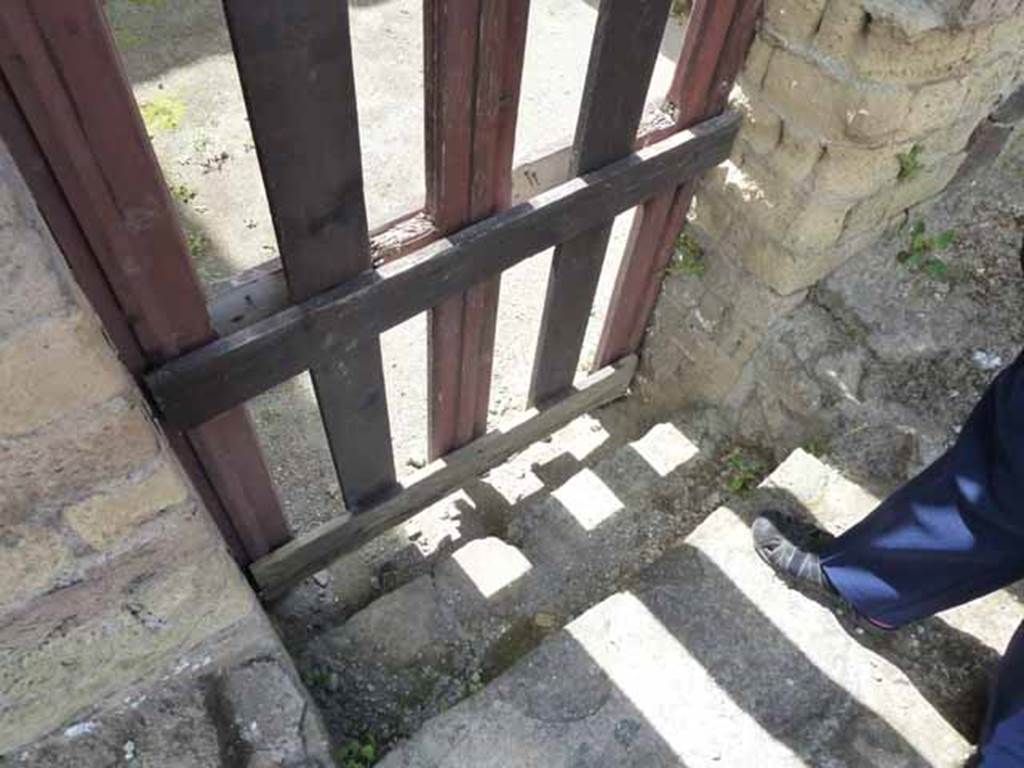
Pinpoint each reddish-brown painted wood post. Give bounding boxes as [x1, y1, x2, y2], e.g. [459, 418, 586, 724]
[594, 0, 762, 369]
[425, 0, 530, 459]
[0, 0, 289, 563]
[528, 0, 673, 406]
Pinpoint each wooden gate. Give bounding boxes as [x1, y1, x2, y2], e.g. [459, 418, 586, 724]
[0, 0, 759, 599]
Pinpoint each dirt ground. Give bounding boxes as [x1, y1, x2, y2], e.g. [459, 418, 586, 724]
[105, 0, 689, 534]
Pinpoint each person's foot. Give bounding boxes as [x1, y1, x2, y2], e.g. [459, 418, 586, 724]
[751, 511, 835, 595]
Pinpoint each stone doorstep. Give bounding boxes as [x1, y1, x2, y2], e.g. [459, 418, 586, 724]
[377, 450, 1017, 768]
[4, 611, 334, 768]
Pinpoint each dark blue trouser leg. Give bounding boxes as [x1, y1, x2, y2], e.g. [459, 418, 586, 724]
[982, 622, 1024, 767]
[817, 352, 1024, 761]
[820, 352, 1024, 627]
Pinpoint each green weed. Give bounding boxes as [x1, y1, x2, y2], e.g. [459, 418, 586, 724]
[896, 220, 957, 281]
[896, 144, 923, 182]
[721, 448, 767, 496]
[186, 230, 209, 261]
[139, 95, 185, 135]
[111, 26, 147, 49]
[668, 232, 706, 277]
[671, 0, 692, 17]
[170, 183, 197, 206]
[802, 439, 828, 459]
[336, 735, 379, 768]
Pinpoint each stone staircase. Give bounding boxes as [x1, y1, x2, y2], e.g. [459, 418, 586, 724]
[289, 419, 732, 747]
[376, 449, 1022, 767]
[292, 425, 1020, 767]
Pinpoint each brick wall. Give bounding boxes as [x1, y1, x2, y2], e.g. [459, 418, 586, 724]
[0, 137, 325, 761]
[640, 0, 1024, 413]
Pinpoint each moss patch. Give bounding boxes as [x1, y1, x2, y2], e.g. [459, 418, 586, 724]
[139, 95, 186, 135]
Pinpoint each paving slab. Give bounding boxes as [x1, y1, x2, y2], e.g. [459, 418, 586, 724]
[379, 450, 1016, 767]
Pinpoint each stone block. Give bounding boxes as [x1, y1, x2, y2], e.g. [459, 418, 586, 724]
[63, 462, 190, 551]
[734, 88, 782, 156]
[704, 155, 851, 255]
[860, 0, 949, 37]
[0, 514, 256, 752]
[738, 36, 776, 93]
[641, 246, 806, 408]
[899, 78, 970, 143]
[773, 123, 824, 183]
[0, 524, 71, 612]
[0, 152, 71, 338]
[923, 115, 983, 157]
[958, 0, 1022, 25]
[762, 48, 913, 146]
[842, 151, 965, 237]
[961, 52, 1024, 122]
[0, 313, 128, 438]
[762, 0, 828, 44]
[7, 615, 333, 768]
[0, 398, 159, 526]
[811, 0, 869, 60]
[814, 142, 901, 198]
[848, 18, 987, 84]
[436, 537, 532, 603]
[313, 574, 457, 669]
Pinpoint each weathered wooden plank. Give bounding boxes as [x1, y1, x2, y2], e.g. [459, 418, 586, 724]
[207, 105, 676, 338]
[528, 0, 673, 406]
[209, 212, 438, 337]
[595, 0, 761, 369]
[423, 0, 475, 460]
[0, 0, 288, 562]
[146, 114, 739, 429]
[223, 0, 397, 508]
[426, 0, 530, 459]
[252, 355, 637, 599]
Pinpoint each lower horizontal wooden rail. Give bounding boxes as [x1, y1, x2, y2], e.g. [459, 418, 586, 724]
[147, 112, 738, 429]
[250, 354, 637, 600]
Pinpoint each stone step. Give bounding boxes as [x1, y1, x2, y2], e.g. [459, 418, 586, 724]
[378, 449, 1019, 768]
[295, 420, 729, 746]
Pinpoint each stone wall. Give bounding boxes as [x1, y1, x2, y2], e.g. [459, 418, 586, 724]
[0, 141, 330, 764]
[640, 0, 1024, 417]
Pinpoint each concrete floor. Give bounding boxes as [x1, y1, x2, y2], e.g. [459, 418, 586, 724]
[106, 0, 688, 533]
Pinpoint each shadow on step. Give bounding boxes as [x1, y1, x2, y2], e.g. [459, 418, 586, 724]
[629, 545, 938, 765]
[732, 486, 1000, 745]
[430, 537, 941, 765]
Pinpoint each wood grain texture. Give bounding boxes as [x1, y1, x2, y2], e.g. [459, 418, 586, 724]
[426, 0, 530, 459]
[146, 114, 739, 429]
[205, 105, 675, 340]
[0, 0, 288, 561]
[252, 355, 637, 599]
[595, 0, 762, 370]
[224, 0, 397, 508]
[528, 0, 673, 406]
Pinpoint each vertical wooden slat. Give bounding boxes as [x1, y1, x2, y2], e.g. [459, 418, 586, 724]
[527, 0, 672, 406]
[223, 0, 398, 510]
[425, 0, 530, 458]
[595, 0, 761, 368]
[0, 0, 288, 562]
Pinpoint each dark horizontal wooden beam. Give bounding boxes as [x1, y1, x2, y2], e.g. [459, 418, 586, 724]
[251, 354, 637, 600]
[207, 105, 677, 338]
[146, 111, 739, 429]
